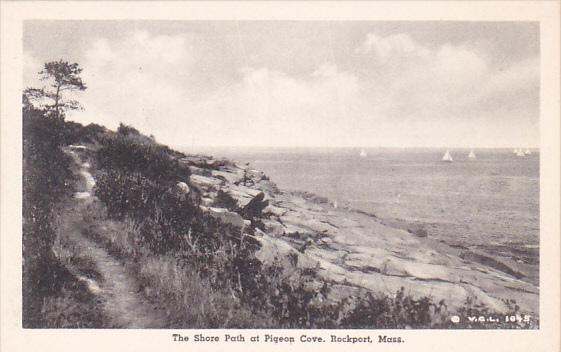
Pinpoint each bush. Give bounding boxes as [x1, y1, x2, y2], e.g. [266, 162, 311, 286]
[96, 132, 183, 182]
[341, 287, 445, 328]
[22, 107, 80, 327]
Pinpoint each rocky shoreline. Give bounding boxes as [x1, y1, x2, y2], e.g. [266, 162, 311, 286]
[178, 153, 539, 316]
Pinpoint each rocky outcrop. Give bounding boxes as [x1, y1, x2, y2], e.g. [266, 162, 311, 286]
[200, 206, 250, 231]
[177, 153, 539, 316]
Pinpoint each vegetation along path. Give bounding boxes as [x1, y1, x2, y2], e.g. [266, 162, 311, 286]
[56, 146, 167, 328]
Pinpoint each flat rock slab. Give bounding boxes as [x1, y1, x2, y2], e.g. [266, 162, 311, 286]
[253, 192, 539, 315]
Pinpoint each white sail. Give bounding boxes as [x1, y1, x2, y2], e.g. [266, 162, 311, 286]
[359, 149, 367, 157]
[524, 148, 532, 155]
[468, 150, 476, 159]
[516, 148, 525, 157]
[442, 150, 453, 162]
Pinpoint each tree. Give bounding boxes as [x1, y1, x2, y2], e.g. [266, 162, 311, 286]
[24, 60, 87, 119]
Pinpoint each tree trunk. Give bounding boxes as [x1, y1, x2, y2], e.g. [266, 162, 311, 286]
[54, 84, 61, 118]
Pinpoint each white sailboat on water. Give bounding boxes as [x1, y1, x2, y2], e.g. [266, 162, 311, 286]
[524, 148, 532, 155]
[442, 150, 453, 162]
[359, 148, 367, 158]
[515, 148, 525, 157]
[468, 149, 476, 160]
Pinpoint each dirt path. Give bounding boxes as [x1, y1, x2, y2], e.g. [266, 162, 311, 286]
[58, 147, 167, 328]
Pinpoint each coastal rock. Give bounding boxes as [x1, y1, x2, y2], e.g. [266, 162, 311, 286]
[209, 158, 236, 169]
[222, 184, 269, 219]
[241, 191, 269, 219]
[200, 197, 214, 207]
[245, 169, 268, 182]
[179, 155, 235, 170]
[179, 155, 211, 168]
[261, 219, 287, 237]
[200, 206, 246, 230]
[211, 169, 244, 185]
[225, 184, 263, 206]
[189, 174, 223, 192]
[252, 191, 539, 315]
[298, 191, 330, 204]
[263, 204, 287, 217]
[251, 231, 318, 272]
[280, 213, 338, 236]
[319, 237, 333, 245]
[254, 180, 280, 195]
[176, 182, 190, 194]
[188, 165, 211, 176]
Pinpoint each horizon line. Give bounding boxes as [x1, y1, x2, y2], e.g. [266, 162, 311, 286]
[172, 145, 541, 150]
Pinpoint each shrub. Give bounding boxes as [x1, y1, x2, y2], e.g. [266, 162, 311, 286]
[96, 133, 184, 182]
[117, 122, 141, 136]
[213, 189, 240, 211]
[22, 107, 97, 327]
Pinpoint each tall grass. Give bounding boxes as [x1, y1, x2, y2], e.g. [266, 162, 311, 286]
[22, 106, 107, 328]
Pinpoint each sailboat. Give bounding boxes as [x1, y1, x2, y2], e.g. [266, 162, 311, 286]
[524, 148, 532, 155]
[513, 148, 518, 154]
[442, 150, 453, 162]
[515, 148, 525, 157]
[468, 149, 476, 160]
[359, 148, 367, 158]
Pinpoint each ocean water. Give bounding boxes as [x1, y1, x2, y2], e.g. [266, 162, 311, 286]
[185, 147, 539, 257]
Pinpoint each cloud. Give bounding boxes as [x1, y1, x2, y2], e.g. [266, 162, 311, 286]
[23, 51, 43, 88]
[24, 28, 539, 148]
[483, 56, 539, 95]
[355, 33, 430, 64]
[68, 30, 364, 147]
[351, 32, 539, 146]
[183, 63, 362, 147]
[356, 32, 538, 116]
[75, 30, 196, 133]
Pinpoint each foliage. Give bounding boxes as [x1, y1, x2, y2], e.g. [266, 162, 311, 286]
[341, 287, 445, 328]
[24, 60, 87, 119]
[96, 132, 182, 182]
[22, 106, 79, 327]
[213, 189, 240, 211]
[117, 122, 141, 136]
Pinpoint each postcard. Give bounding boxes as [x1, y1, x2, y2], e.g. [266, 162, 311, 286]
[1, 1, 559, 351]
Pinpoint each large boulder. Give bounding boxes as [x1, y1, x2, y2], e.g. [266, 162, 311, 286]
[212, 169, 244, 185]
[263, 204, 287, 217]
[179, 155, 236, 170]
[222, 184, 268, 217]
[245, 169, 268, 182]
[189, 174, 223, 192]
[241, 191, 269, 219]
[261, 219, 287, 237]
[176, 182, 190, 194]
[200, 206, 247, 231]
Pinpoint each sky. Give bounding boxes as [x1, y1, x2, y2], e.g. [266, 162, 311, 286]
[23, 21, 540, 148]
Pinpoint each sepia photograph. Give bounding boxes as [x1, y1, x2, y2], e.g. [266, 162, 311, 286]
[1, 1, 560, 351]
[20, 19, 541, 329]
